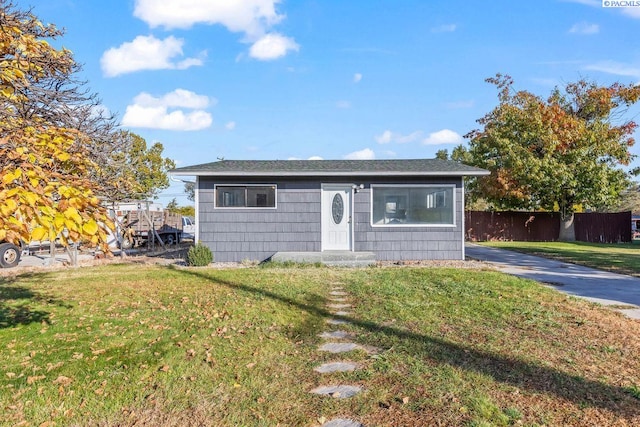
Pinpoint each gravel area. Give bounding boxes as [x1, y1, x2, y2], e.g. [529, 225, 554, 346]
[1, 249, 493, 276]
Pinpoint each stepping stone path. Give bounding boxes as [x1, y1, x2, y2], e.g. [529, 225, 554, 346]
[314, 362, 358, 373]
[310, 285, 375, 427]
[321, 419, 364, 427]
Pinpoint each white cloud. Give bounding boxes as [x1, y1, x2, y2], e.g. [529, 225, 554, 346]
[353, 73, 362, 83]
[336, 100, 351, 109]
[431, 24, 457, 33]
[585, 60, 640, 79]
[134, 0, 283, 35]
[288, 155, 323, 160]
[225, 121, 236, 130]
[133, 0, 298, 61]
[344, 148, 375, 160]
[249, 33, 299, 60]
[422, 129, 463, 145]
[122, 89, 213, 131]
[375, 130, 393, 144]
[134, 89, 213, 109]
[569, 22, 599, 34]
[101, 35, 204, 77]
[623, 7, 640, 18]
[375, 130, 422, 144]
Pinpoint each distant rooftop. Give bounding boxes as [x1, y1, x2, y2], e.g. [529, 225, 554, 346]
[171, 159, 489, 177]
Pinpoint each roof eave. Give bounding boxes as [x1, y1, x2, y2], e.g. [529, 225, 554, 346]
[170, 170, 490, 177]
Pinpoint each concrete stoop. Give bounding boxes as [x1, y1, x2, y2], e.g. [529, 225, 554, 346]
[271, 251, 376, 267]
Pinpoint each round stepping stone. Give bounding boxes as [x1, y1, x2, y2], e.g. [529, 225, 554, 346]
[334, 311, 351, 316]
[326, 318, 349, 325]
[330, 291, 348, 296]
[314, 362, 358, 373]
[310, 385, 362, 398]
[328, 303, 351, 309]
[319, 342, 360, 353]
[319, 330, 352, 339]
[329, 297, 348, 302]
[322, 419, 364, 427]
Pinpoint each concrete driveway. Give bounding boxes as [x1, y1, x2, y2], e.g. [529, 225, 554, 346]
[465, 243, 640, 320]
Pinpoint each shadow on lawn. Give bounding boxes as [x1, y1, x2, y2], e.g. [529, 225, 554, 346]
[171, 265, 639, 419]
[0, 274, 70, 329]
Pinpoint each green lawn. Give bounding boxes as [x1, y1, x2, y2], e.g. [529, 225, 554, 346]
[1, 263, 639, 426]
[478, 241, 640, 277]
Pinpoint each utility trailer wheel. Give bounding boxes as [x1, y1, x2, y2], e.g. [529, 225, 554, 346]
[0, 242, 21, 268]
[164, 234, 176, 245]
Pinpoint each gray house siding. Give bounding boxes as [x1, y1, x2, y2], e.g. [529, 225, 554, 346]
[199, 178, 321, 262]
[197, 176, 464, 262]
[352, 176, 463, 261]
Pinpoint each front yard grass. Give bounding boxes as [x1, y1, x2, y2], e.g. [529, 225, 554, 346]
[1, 263, 639, 426]
[478, 241, 640, 277]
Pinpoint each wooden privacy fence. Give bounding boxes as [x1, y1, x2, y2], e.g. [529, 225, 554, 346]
[465, 211, 632, 243]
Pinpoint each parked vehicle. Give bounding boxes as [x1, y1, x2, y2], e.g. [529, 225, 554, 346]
[182, 216, 195, 240]
[110, 201, 183, 249]
[0, 241, 21, 268]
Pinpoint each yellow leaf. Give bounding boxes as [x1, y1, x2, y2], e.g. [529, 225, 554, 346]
[0, 199, 17, 216]
[82, 220, 99, 235]
[63, 206, 78, 220]
[64, 219, 78, 231]
[24, 192, 38, 206]
[31, 227, 47, 241]
[57, 152, 70, 162]
[2, 171, 16, 184]
[54, 214, 65, 229]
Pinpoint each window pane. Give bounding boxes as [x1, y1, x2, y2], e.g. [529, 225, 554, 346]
[216, 185, 276, 208]
[372, 186, 454, 225]
[247, 186, 276, 207]
[217, 187, 246, 207]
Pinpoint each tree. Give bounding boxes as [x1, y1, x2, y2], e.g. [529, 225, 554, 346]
[166, 198, 195, 217]
[93, 130, 175, 202]
[0, 1, 113, 250]
[464, 74, 640, 240]
[606, 183, 640, 213]
[435, 149, 449, 160]
[184, 181, 195, 202]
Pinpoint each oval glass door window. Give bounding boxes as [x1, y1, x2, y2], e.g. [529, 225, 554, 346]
[332, 194, 344, 224]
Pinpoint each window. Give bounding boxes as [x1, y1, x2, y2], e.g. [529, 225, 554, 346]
[371, 185, 455, 226]
[215, 185, 276, 208]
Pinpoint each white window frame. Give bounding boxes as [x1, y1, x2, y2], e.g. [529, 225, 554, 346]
[214, 184, 278, 209]
[370, 184, 456, 228]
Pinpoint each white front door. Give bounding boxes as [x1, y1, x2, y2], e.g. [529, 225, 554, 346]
[322, 185, 352, 251]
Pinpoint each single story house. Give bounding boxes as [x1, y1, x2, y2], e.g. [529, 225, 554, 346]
[170, 159, 488, 263]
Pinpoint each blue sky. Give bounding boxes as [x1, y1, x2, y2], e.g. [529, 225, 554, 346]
[17, 0, 640, 205]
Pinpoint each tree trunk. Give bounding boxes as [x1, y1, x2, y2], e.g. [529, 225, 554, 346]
[558, 212, 576, 242]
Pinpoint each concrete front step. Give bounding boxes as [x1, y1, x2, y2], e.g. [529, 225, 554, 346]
[271, 251, 376, 267]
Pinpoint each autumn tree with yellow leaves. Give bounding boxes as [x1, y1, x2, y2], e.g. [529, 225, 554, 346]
[461, 74, 640, 241]
[0, 1, 113, 250]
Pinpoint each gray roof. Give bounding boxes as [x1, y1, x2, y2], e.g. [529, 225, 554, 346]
[170, 159, 489, 177]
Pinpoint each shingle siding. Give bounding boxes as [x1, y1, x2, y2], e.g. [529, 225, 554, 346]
[197, 176, 464, 262]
